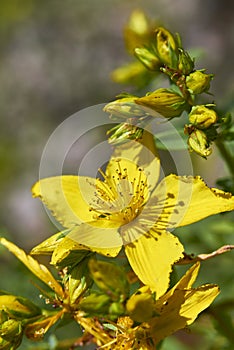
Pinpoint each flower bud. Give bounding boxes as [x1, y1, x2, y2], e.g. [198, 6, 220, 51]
[107, 123, 144, 145]
[111, 60, 154, 89]
[186, 70, 213, 94]
[0, 319, 22, 340]
[187, 129, 212, 158]
[178, 48, 194, 75]
[155, 27, 178, 68]
[134, 47, 161, 71]
[124, 9, 152, 54]
[79, 294, 110, 315]
[68, 257, 93, 305]
[189, 105, 218, 129]
[103, 97, 145, 119]
[136, 88, 187, 118]
[88, 259, 129, 301]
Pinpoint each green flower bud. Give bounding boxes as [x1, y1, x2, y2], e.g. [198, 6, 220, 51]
[136, 88, 187, 118]
[187, 129, 212, 158]
[155, 27, 178, 68]
[107, 124, 144, 145]
[109, 302, 125, 318]
[68, 257, 93, 305]
[134, 47, 161, 71]
[186, 70, 213, 94]
[79, 294, 110, 315]
[88, 259, 129, 301]
[103, 97, 145, 119]
[178, 48, 194, 74]
[189, 105, 218, 129]
[0, 320, 23, 350]
[0, 319, 22, 340]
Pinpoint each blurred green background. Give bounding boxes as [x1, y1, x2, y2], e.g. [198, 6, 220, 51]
[0, 0, 233, 349]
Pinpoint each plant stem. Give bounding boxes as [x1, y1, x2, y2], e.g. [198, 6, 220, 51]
[215, 139, 234, 177]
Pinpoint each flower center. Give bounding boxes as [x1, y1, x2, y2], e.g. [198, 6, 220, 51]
[88, 160, 149, 225]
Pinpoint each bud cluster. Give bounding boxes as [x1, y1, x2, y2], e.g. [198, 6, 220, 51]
[185, 105, 218, 158]
[104, 10, 222, 157]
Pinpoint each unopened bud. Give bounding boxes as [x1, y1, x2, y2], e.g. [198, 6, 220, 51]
[178, 48, 194, 75]
[136, 88, 187, 118]
[186, 70, 213, 94]
[88, 259, 129, 301]
[103, 97, 145, 119]
[134, 47, 161, 71]
[107, 123, 144, 145]
[155, 27, 178, 68]
[68, 257, 93, 305]
[188, 129, 212, 158]
[0, 319, 22, 339]
[189, 105, 218, 129]
[79, 294, 110, 315]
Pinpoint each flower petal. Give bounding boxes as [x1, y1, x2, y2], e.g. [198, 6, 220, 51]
[0, 238, 64, 298]
[32, 176, 102, 227]
[30, 230, 69, 255]
[67, 222, 122, 257]
[107, 130, 160, 191]
[151, 284, 219, 344]
[156, 262, 200, 309]
[124, 228, 184, 297]
[152, 174, 234, 229]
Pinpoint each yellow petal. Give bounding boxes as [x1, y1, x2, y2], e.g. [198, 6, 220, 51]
[30, 231, 68, 255]
[32, 176, 99, 227]
[151, 284, 219, 344]
[51, 235, 91, 266]
[156, 262, 200, 308]
[124, 228, 184, 297]
[153, 175, 234, 229]
[66, 222, 122, 257]
[107, 130, 160, 191]
[0, 238, 64, 298]
[0, 295, 41, 318]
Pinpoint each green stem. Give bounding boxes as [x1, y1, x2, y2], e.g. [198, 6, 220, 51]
[215, 139, 234, 177]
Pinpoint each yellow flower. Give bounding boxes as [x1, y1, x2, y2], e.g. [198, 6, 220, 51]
[32, 138, 234, 298]
[102, 262, 219, 349]
[150, 262, 219, 344]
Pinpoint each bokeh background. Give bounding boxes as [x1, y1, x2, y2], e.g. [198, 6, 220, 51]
[0, 0, 233, 349]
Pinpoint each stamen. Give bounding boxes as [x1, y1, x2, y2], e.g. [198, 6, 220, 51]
[86, 160, 149, 224]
